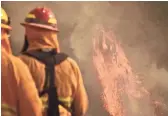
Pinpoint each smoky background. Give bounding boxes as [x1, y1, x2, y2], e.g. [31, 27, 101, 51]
[2, 1, 168, 116]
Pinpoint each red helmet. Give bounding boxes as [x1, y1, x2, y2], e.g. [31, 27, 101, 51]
[21, 7, 58, 31]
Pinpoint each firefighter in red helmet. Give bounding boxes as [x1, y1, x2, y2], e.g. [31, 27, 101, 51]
[19, 7, 88, 116]
[1, 7, 42, 116]
[21, 7, 58, 31]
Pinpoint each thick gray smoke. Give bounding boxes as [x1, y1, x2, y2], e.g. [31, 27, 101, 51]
[2, 2, 168, 116]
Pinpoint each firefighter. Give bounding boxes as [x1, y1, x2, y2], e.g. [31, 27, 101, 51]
[1, 7, 42, 116]
[19, 7, 88, 116]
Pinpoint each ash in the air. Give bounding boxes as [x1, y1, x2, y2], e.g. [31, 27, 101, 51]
[92, 25, 167, 116]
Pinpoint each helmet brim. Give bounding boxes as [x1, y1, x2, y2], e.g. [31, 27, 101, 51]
[1, 24, 12, 30]
[20, 22, 59, 32]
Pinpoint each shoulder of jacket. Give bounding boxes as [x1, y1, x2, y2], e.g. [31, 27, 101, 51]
[7, 54, 28, 70]
[66, 57, 76, 64]
[18, 53, 30, 60]
[2, 54, 30, 82]
[66, 57, 80, 69]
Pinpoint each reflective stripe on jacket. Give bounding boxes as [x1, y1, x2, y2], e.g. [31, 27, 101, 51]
[19, 29, 88, 116]
[2, 48, 42, 116]
[1, 103, 17, 116]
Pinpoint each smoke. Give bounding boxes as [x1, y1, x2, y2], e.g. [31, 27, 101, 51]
[2, 1, 168, 116]
[92, 24, 168, 116]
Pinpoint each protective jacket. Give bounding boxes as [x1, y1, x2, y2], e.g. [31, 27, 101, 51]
[19, 28, 88, 116]
[1, 7, 42, 116]
[2, 48, 43, 116]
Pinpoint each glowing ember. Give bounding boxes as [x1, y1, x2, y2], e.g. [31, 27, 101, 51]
[92, 25, 167, 116]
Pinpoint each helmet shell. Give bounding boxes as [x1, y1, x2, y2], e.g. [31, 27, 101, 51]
[21, 7, 58, 31]
[1, 8, 12, 30]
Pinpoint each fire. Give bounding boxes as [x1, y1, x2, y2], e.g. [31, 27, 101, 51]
[92, 25, 167, 116]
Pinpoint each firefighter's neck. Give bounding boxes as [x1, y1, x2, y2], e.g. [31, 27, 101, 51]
[1, 32, 12, 54]
[27, 34, 60, 53]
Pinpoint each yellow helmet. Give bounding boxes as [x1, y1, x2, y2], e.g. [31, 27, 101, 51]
[1, 7, 12, 30]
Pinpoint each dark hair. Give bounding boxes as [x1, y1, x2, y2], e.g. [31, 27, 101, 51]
[6, 17, 11, 35]
[21, 35, 29, 52]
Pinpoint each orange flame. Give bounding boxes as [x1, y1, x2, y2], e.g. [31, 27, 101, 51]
[92, 25, 167, 116]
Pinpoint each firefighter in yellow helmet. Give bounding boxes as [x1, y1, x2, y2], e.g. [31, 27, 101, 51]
[1, 7, 43, 116]
[19, 7, 88, 116]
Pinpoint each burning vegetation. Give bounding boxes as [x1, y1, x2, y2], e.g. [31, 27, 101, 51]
[92, 25, 168, 116]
